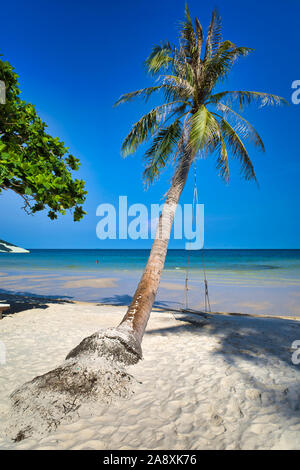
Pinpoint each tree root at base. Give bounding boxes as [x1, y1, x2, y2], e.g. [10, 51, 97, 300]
[5, 327, 142, 442]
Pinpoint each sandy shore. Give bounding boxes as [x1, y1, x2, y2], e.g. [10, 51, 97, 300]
[0, 301, 300, 450]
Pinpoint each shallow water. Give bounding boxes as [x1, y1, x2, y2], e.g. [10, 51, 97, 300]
[0, 249, 299, 317]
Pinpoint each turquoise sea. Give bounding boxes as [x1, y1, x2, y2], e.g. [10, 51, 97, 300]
[0, 249, 299, 317]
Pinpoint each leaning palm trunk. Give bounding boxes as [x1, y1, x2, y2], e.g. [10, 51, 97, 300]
[119, 148, 194, 344]
[5, 149, 193, 443]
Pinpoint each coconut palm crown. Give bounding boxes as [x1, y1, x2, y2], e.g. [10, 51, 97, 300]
[115, 4, 286, 185]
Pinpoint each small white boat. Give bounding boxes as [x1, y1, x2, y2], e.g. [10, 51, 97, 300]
[0, 239, 29, 253]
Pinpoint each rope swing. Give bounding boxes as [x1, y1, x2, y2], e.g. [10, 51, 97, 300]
[183, 161, 211, 313]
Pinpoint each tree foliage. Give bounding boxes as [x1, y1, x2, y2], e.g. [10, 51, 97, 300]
[0, 56, 86, 220]
[115, 4, 287, 185]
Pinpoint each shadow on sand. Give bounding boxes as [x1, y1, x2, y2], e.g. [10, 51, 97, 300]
[146, 311, 300, 420]
[147, 311, 300, 367]
[97, 293, 182, 310]
[0, 288, 299, 424]
[0, 289, 73, 315]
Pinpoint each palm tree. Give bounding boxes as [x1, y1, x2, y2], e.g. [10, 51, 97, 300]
[9, 5, 287, 441]
[114, 4, 286, 347]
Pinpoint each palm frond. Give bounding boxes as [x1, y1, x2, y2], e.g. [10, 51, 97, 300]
[121, 109, 159, 157]
[161, 74, 195, 98]
[217, 103, 265, 152]
[162, 81, 193, 103]
[188, 105, 221, 154]
[216, 133, 229, 182]
[209, 90, 288, 110]
[143, 120, 182, 185]
[221, 118, 257, 181]
[174, 59, 195, 86]
[145, 42, 175, 75]
[180, 4, 198, 65]
[201, 43, 253, 94]
[121, 100, 189, 157]
[115, 82, 191, 109]
[210, 42, 253, 75]
[114, 86, 163, 107]
[204, 8, 222, 60]
[195, 17, 204, 60]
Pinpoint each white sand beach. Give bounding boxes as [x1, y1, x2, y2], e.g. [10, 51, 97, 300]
[0, 301, 300, 450]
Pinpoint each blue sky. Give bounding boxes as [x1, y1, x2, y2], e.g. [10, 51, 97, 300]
[0, 0, 299, 249]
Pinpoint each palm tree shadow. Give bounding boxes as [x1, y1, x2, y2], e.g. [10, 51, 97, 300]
[97, 294, 133, 306]
[0, 289, 73, 315]
[97, 294, 181, 309]
[147, 311, 300, 366]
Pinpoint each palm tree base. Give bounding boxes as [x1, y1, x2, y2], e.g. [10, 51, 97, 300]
[66, 326, 143, 364]
[6, 327, 142, 441]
